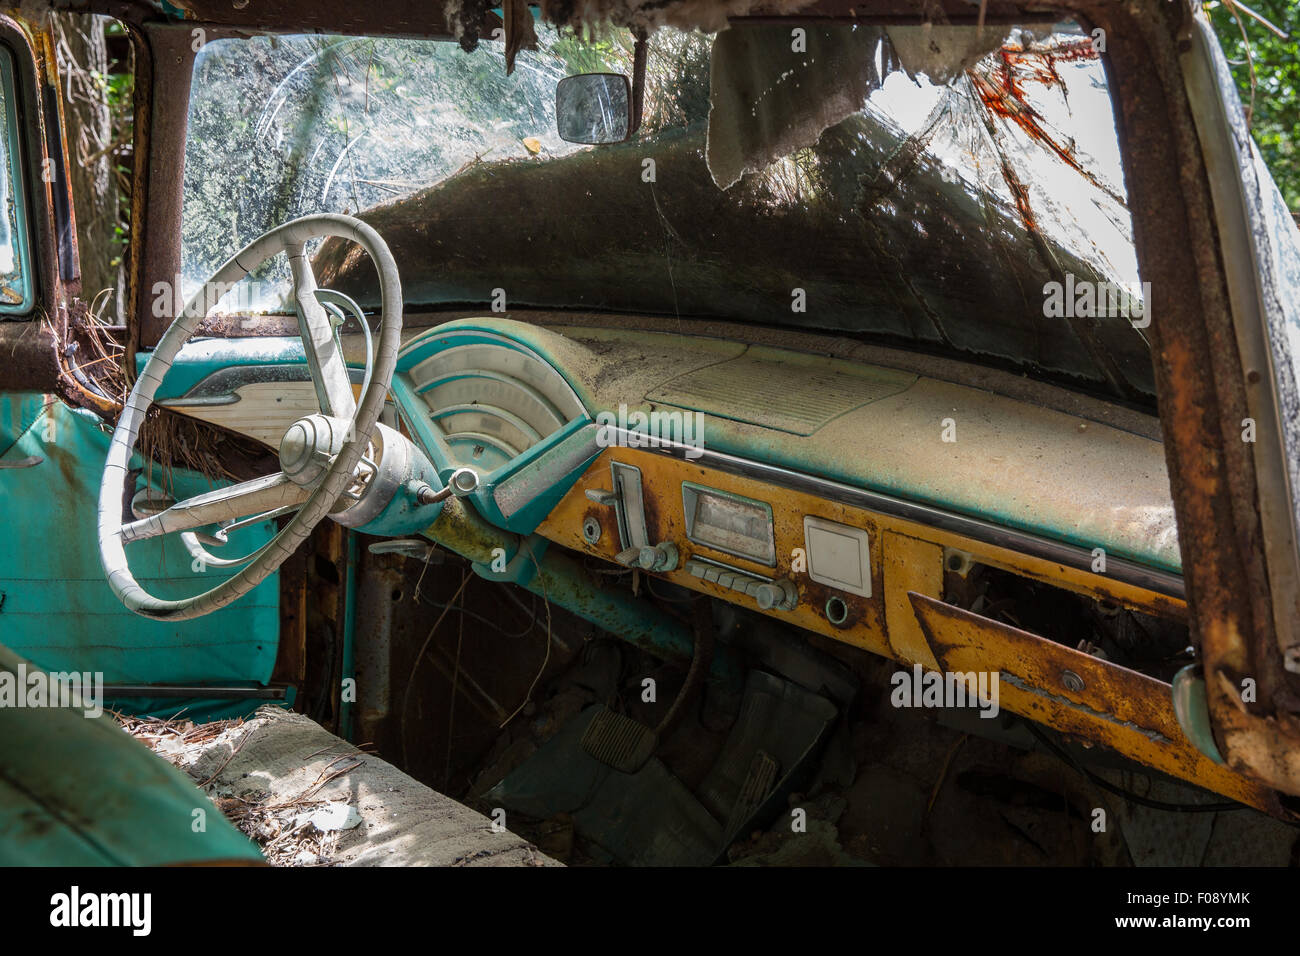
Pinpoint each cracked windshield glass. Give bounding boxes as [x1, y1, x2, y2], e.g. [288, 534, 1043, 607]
[182, 20, 1150, 405]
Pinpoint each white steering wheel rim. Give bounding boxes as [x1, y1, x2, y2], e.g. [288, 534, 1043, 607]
[98, 213, 402, 621]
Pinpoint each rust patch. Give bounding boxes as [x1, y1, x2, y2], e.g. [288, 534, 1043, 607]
[968, 40, 1108, 187]
[799, 577, 866, 630]
[908, 590, 1275, 812]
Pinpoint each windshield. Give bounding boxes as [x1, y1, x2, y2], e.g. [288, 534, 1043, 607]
[182, 22, 1153, 405]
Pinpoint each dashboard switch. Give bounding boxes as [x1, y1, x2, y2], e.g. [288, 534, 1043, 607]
[753, 578, 798, 611]
[685, 559, 797, 611]
[586, 463, 650, 551]
[615, 541, 679, 572]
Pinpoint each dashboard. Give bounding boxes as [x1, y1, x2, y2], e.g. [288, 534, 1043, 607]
[158, 317, 1181, 575]
[149, 314, 1270, 811]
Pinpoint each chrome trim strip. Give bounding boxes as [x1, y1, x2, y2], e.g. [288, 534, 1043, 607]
[156, 363, 365, 407]
[102, 684, 289, 700]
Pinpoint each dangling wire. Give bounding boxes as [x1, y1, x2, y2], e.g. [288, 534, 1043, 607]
[499, 545, 553, 729]
[400, 568, 471, 769]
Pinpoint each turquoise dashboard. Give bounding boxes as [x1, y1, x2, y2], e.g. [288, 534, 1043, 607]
[150, 315, 1183, 586]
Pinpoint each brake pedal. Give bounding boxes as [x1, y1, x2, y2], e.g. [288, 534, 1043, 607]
[581, 707, 658, 774]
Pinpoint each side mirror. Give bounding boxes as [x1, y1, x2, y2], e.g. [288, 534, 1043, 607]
[555, 73, 632, 144]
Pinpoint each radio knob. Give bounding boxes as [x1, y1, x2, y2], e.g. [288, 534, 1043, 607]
[754, 578, 797, 611]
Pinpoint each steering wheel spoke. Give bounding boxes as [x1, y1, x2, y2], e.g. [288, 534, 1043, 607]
[120, 472, 314, 544]
[286, 240, 356, 420]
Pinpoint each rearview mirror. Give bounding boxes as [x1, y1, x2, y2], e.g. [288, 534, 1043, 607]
[556, 73, 632, 145]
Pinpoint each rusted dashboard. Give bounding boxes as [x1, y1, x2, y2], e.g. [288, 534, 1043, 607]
[157, 315, 1278, 812]
[536, 441, 1265, 810]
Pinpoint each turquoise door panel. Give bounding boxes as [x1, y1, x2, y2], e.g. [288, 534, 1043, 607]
[0, 394, 280, 710]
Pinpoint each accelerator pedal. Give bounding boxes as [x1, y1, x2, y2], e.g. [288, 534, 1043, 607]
[581, 707, 658, 774]
[723, 750, 779, 840]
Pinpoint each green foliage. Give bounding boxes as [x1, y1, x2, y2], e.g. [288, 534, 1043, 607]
[1206, 0, 1300, 210]
[180, 25, 718, 305]
[551, 29, 620, 75]
[100, 63, 133, 269]
[642, 30, 711, 132]
[182, 31, 583, 303]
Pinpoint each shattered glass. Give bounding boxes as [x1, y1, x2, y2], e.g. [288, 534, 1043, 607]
[182, 22, 1155, 405]
[846, 25, 1151, 401]
[182, 31, 586, 308]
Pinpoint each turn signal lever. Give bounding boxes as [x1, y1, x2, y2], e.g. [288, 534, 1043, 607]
[412, 466, 480, 505]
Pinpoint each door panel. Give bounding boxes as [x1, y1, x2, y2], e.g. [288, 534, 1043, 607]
[0, 392, 282, 720]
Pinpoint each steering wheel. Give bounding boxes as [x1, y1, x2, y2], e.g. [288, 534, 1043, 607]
[98, 214, 402, 621]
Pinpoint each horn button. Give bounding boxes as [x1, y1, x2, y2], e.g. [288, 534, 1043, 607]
[279, 414, 350, 486]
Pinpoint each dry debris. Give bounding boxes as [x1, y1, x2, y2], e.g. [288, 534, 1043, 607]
[115, 711, 364, 866]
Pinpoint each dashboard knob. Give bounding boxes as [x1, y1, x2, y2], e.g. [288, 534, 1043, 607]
[646, 541, 679, 572]
[614, 541, 679, 572]
[448, 467, 480, 496]
[754, 578, 797, 611]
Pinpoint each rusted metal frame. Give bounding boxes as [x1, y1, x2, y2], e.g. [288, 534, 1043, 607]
[121, 18, 150, 382]
[16, 20, 72, 300]
[41, 0, 453, 36]
[908, 590, 1274, 812]
[0, 19, 56, 390]
[630, 28, 647, 135]
[54, 0, 1042, 31]
[1071, 0, 1291, 792]
[133, 23, 194, 348]
[137, 0, 462, 38]
[0, 16, 87, 396]
[744, 0, 1061, 23]
[738, 14, 1045, 26]
[32, 28, 78, 291]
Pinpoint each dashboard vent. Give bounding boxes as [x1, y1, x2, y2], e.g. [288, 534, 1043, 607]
[405, 334, 586, 470]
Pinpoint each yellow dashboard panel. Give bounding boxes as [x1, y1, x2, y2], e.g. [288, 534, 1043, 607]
[536, 445, 1268, 810]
